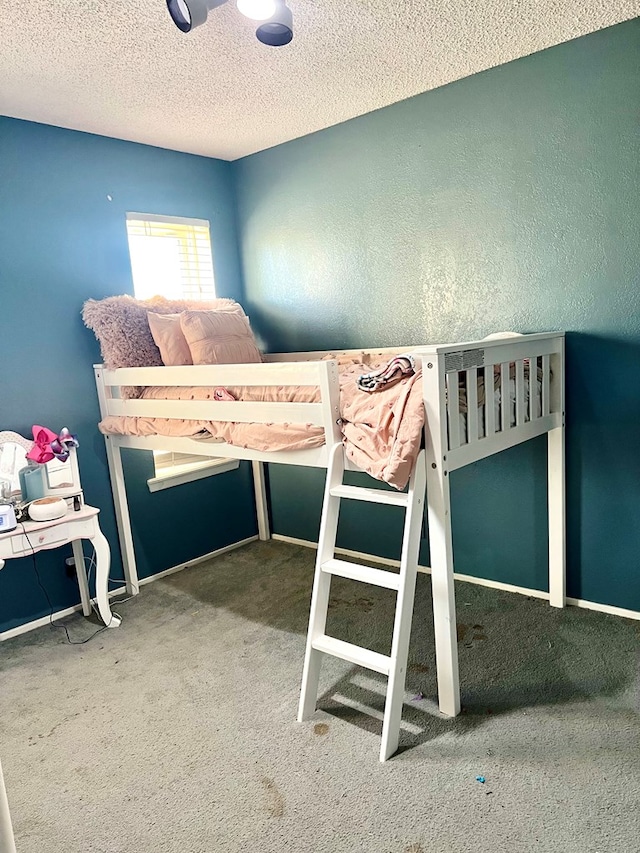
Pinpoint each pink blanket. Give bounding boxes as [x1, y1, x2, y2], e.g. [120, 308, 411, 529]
[99, 353, 425, 489]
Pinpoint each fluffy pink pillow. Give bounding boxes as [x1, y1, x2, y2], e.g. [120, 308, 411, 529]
[147, 313, 193, 366]
[82, 295, 243, 369]
[180, 310, 263, 365]
[82, 295, 244, 396]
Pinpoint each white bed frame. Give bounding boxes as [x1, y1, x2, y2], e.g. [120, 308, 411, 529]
[94, 331, 565, 747]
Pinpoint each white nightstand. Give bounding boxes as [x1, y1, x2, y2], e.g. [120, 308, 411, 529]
[0, 429, 121, 632]
[0, 505, 121, 629]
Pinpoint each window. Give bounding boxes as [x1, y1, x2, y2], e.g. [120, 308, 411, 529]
[147, 451, 238, 492]
[125, 213, 237, 490]
[125, 213, 216, 301]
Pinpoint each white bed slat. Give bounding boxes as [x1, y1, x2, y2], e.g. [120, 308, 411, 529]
[529, 357, 538, 421]
[414, 334, 563, 365]
[265, 346, 417, 363]
[446, 412, 561, 471]
[115, 433, 332, 467]
[484, 365, 496, 438]
[101, 360, 330, 388]
[542, 354, 550, 416]
[515, 360, 525, 426]
[500, 363, 509, 431]
[446, 373, 461, 450]
[466, 368, 479, 444]
[107, 398, 325, 426]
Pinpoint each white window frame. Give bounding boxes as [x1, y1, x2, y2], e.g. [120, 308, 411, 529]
[125, 212, 235, 491]
[147, 453, 239, 492]
[125, 212, 217, 302]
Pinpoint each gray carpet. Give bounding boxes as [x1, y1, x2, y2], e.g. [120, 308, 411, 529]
[2, 539, 639, 852]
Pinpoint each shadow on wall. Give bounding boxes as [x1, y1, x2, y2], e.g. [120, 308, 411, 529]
[564, 332, 640, 604]
[246, 302, 369, 355]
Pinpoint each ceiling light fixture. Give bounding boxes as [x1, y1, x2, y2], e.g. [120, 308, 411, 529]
[166, 0, 293, 46]
[255, 0, 293, 46]
[166, 0, 226, 33]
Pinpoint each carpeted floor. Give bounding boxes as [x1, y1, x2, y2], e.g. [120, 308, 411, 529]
[1, 539, 639, 852]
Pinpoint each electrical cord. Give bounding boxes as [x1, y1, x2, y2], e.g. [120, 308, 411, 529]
[83, 550, 135, 611]
[22, 523, 120, 644]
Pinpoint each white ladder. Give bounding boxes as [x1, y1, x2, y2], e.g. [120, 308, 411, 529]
[297, 444, 427, 762]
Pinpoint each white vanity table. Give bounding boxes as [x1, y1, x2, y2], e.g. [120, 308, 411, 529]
[0, 430, 120, 630]
[0, 505, 120, 629]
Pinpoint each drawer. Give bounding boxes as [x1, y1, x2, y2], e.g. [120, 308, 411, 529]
[12, 524, 69, 554]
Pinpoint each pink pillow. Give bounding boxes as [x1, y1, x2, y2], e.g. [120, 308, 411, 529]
[180, 310, 263, 365]
[82, 295, 245, 396]
[147, 313, 193, 366]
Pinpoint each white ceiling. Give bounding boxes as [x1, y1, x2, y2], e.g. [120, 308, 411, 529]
[1, 1, 638, 161]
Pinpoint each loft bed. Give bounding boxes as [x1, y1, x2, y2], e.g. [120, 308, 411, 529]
[93, 331, 565, 760]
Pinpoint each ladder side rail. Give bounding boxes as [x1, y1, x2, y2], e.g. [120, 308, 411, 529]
[298, 443, 344, 721]
[380, 450, 427, 762]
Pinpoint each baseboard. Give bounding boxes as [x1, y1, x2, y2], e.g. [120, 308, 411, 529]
[0, 604, 88, 642]
[6, 534, 637, 641]
[564, 596, 640, 622]
[137, 535, 259, 586]
[271, 533, 640, 621]
[0, 536, 259, 642]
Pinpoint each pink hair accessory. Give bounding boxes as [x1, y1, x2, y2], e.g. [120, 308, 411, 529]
[26, 426, 79, 464]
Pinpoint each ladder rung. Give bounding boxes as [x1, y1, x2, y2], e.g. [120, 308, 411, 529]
[311, 635, 391, 675]
[321, 558, 400, 591]
[329, 484, 409, 507]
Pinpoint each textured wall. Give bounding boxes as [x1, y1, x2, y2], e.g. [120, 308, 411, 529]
[234, 20, 640, 610]
[0, 118, 256, 634]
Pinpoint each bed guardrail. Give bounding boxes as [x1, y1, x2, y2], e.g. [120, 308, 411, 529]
[416, 332, 565, 471]
[94, 360, 343, 452]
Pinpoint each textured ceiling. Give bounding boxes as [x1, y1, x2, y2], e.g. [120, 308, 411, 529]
[1, 1, 638, 160]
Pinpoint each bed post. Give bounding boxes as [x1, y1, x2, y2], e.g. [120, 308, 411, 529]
[548, 337, 566, 608]
[422, 352, 461, 718]
[252, 461, 270, 540]
[94, 366, 139, 596]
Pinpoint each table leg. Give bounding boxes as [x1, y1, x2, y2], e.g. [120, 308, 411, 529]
[0, 758, 17, 853]
[89, 527, 121, 629]
[71, 539, 92, 617]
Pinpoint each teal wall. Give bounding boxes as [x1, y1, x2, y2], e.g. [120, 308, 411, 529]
[0, 118, 257, 634]
[234, 21, 640, 610]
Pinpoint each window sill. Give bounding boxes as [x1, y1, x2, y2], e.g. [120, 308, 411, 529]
[147, 458, 239, 492]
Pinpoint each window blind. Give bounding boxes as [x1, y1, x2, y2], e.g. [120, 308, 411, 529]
[125, 213, 215, 302]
